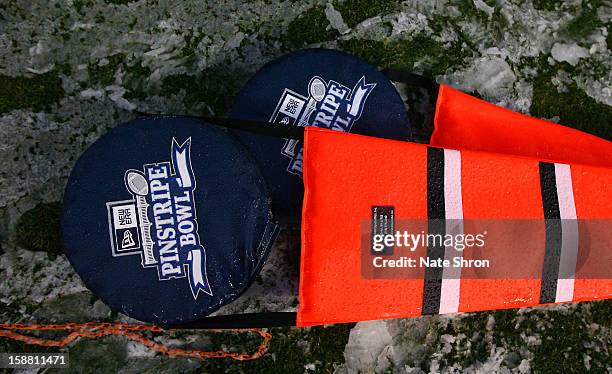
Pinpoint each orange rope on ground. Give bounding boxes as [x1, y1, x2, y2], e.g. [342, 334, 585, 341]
[0, 323, 272, 361]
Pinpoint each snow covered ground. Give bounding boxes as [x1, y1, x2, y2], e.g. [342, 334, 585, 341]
[0, 0, 610, 372]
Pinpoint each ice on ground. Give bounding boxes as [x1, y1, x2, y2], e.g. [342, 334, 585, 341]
[304, 362, 317, 371]
[390, 12, 430, 38]
[0, 246, 87, 307]
[211, 228, 300, 316]
[550, 43, 590, 66]
[575, 75, 612, 107]
[341, 320, 394, 373]
[106, 85, 137, 111]
[473, 0, 495, 18]
[442, 56, 517, 100]
[518, 359, 531, 373]
[80, 88, 105, 99]
[326, 3, 349, 34]
[337, 312, 548, 373]
[457, 346, 506, 373]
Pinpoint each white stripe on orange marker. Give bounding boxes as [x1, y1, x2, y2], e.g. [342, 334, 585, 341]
[440, 149, 463, 314]
[554, 163, 579, 303]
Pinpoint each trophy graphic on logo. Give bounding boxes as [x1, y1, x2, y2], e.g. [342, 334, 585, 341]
[105, 170, 156, 267]
[269, 75, 376, 175]
[124, 170, 156, 267]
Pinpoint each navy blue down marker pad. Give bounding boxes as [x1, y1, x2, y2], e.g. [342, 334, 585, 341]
[230, 48, 411, 220]
[61, 117, 279, 325]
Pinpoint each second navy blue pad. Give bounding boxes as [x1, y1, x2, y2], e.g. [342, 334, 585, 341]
[230, 48, 411, 221]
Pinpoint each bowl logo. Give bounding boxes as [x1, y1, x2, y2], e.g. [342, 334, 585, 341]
[106, 137, 213, 299]
[270, 76, 376, 175]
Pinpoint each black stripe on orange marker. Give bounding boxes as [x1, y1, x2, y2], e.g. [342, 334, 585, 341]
[423, 147, 446, 315]
[539, 161, 563, 304]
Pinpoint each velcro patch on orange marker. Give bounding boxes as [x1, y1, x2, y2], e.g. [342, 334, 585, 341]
[297, 127, 611, 327]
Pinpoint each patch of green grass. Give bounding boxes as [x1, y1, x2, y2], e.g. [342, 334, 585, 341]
[0, 72, 65, 114]
[182, 31, 205, 64]
[123, 46, 244, 108]
[338, 33, 472, 76]
[122, 60, 153, 101]
[88, 54, 125, 86]
[434, 313, 491, 370]
[105, 0, 134, 4]
[494, 302, 611, 373]
[436, 300, 612, 373]
[528, 303, 611, 373]
[447, 1, 511, 42]
[14, 202, 63, 259]
[575, 53, 609, 81]
[451, 0, 492, 21]
[159, 65, 251, 115]
[588, 298, 612, 326]
[333, 0, 399, 28]
[563, 0, 604, 39]
[201, 324, 353, 373]
[283, 5, 339, 47]
[531, 0, 566, 11]
[73, 0, 94, 14]
[530, 58, 612, 141]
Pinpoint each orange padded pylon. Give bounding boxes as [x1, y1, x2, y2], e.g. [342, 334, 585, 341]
[297, 127, 611, 326]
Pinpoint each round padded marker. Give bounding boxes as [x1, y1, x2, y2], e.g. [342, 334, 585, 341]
[230, 48, 411, 221]
[61, 116, 278, 325]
